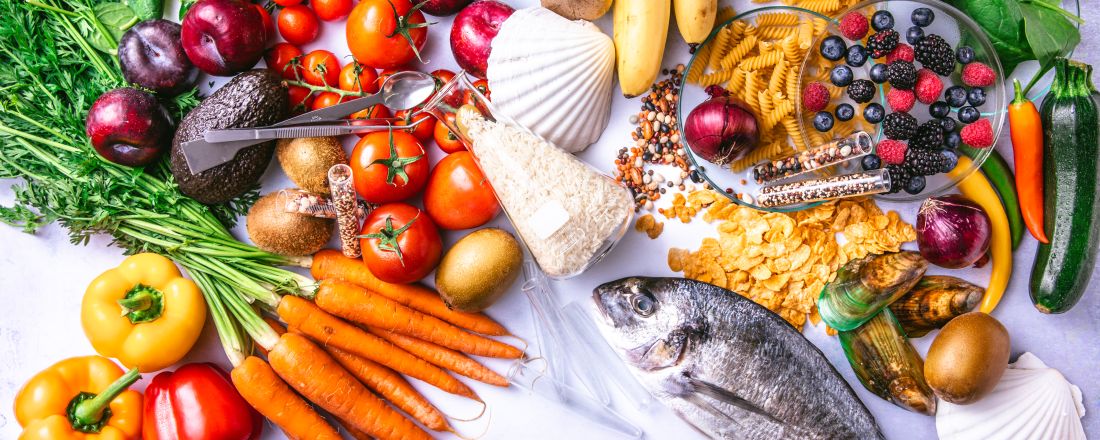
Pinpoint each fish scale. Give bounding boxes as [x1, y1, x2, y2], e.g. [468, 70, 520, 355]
[592, 277, 884, 439]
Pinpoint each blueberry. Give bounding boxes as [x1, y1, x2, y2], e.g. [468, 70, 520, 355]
[820, 36, 847, 61]
[862, 154, 882, 170]
[831, 65, 854, 87]
[846, 44, 868, 67]
[863, 103, 886, 124]
[906, 26, 924, 45]
[872, 10, 895, 31]
[941, 150, 959, 172]
[813, 111, 835, 132]
[905, 175, 927, 194]
[967, 87, 987, 106]
[940, 117, 958, 133]
[945, 86, 968, 107]
[835, 103, 855, 121]
[911, 8, 934, 27]
[869, 63, 888, 83]
[944, 130, 962, 149]
[956, 46, 976, 64]
[958, 106, 980, 123]
[929, 101, 950, 118]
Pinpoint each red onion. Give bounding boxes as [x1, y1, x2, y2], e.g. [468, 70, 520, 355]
[684, 86, 759, 166]
[916, 195, 992, 268]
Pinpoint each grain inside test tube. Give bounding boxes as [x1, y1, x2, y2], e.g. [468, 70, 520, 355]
[279, 189, 370, 220]
[327, 164, 362, 258]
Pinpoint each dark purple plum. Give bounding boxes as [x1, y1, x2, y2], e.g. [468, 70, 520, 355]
[118, 20, 198, 96]
[85, 88, 173, 167]
[421, 0, 474, 16]
[181, 0, 266, 76]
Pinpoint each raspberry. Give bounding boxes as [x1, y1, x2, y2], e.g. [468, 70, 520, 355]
[962, 62, 995, 87]
[839, 12, 870, 40]
[887, 88, 916, 112]
[961, 118, 994, 148]
[877, 139, 907, 164]
[802, 82, 830, 112]
[915, 68, 943, 104]
[886, 44, 915, 63]
[867, 29, 900, 58]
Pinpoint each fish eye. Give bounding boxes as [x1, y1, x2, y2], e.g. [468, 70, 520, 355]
[631, 293, 657, 316]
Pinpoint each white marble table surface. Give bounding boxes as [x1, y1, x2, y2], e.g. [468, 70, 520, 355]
[1, 0, 1097, 438]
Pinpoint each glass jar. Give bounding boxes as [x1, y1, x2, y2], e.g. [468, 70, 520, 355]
[421, 72, 634, 279]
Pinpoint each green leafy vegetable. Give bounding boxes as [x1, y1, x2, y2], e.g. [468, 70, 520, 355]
[126, 0, 163, 21]
[88, 2, 138, 53]
[179, 0, 198, 19]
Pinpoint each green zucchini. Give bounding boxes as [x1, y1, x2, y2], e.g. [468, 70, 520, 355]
[1030, 58, 1100, 313]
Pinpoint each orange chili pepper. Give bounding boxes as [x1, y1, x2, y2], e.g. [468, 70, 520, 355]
[1008, 79, 1050, 243]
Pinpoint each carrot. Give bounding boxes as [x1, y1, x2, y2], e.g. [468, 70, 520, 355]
[230, 356, 342, 440]
[312, 249, 509, 336]
[327, 345, 450, 431]
[277, 295, 478, 399]
[256, 317, 287, 357]
[267, 333, 432, 440]
[337, 417, 375, 440]
[316, 279, 522, 359]
[370, 328, 509, 387]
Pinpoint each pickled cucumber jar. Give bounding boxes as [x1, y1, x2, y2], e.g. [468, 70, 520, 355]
[421, 72, 634, 279]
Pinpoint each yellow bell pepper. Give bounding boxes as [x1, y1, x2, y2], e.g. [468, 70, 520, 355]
[81, 253, 205, 372]
[14, 356, 142, 440]
[949, 157, 1013, 313]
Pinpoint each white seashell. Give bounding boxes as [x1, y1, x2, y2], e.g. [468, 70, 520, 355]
[937, 352, 1086, 440]
[487, 7, 615, 153]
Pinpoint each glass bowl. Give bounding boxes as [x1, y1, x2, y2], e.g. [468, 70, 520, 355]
[799, 0, 1007, 201]
[678, 6, 838, 212]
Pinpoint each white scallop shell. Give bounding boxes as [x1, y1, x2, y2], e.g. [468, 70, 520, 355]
[937, 352, 1086, 440]
[487, 7, 615, 153]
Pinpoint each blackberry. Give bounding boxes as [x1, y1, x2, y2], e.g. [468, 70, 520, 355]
[846, 44, 869, 67]
[956, 46, 976, 64]
[929, 101, 950, 118]
[905, 175, 927, 194]
[872, 10, 895, 31]
[867, 29, 899, 58]
[882, 112, 917, 140]
[911, 8, 934, 27]
[887, 61, 917, 90]
[915, 34, 956, 75]
[820, 36, 847, 61]
[863, 103, 886, 124]
[835, 103, 855, 121]
[906, 26, 924, 45]
[911, 120, 945, 150]
[904, 148, 946, 176]
[847, 79, 876, 103]
[885, 164, 911, 193]
[862, 154, 882, 170]
[869, 63, 888, 83]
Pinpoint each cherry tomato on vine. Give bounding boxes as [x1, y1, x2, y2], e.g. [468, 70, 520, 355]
[339, 62, 379, 94]
[277, 5, 319, 46]
[424, 151, 499, 230]
[359, 203, 442, 284]
[287, 85, 314, 114]
[433, 113, 464, 153]
[312, 0, 353, 21]
[350, 130, 429, 203]
[394, 109, 434, 143]
[463, 79, 491, 105]
[252, 4, 274, 41]
[350, 104, 392, 137]
[301, 50, 340, 87]
[311, 92, 347, 110]
[273, 0, 301, 7]
[346, 0, 429, 69]
[264, 43, 302, 80]
[430, 69, 455, 91]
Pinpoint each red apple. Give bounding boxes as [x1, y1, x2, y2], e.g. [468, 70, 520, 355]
[181, 0, 266, 76]
[421, 0, 474, 16]
[449, 0, 513, 79]
[85, 88, 173, 167]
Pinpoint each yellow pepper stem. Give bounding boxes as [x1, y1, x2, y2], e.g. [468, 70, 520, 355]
[116, 284, 164, 324]
[67, 367, 140, 433]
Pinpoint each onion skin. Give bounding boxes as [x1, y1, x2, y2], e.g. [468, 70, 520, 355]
[683, 91, 759, 166]
[917, 195, 992, 268]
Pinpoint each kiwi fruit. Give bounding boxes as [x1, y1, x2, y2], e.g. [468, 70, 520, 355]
[246, 190, 334, 256]
[924, 312, 1011, 404]
[276, 137, 347, 194]
[435, 228, 522, 312]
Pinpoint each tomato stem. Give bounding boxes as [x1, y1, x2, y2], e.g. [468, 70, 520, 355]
[359, 214, 419, 267]
[385, 0, 435, 64]
[369, 128, 424, 186]
[284, 79, 370, 99]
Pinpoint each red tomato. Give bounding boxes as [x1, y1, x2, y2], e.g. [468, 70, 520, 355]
[424, 151, 499, 230]
[394, 109, 434, 143]
[273, 0, 301, 7]
[264, 43, 302, 80]
[349, 130, 429, 203]
[312, 0, 353, 21]
[253, 4, 274, 41]
[339, 62, 379, 94]
[350, 104, 392, 137]
[346, 0, 429, 69]
[301, 50, 340, 87]
[433, 113, 465, 153]
[430, 69, 455, 91]
[359, 203, 442, 284]
[463, 78, 491, 105]
[287, 85, 314, 114]
[311, 91, 347, 110]
[277, 5, 319, 46]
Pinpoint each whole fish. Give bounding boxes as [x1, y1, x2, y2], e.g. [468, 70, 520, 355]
[592, 277, 884, 439]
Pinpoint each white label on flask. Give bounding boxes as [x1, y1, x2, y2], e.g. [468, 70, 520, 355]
[528, 201, 569, 240]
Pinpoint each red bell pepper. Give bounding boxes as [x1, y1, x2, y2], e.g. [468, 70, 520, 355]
[143, 363, 263, 440]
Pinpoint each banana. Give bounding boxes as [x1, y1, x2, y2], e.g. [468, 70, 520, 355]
[613, 0, 671, 98]
[673, 0, 717, 44]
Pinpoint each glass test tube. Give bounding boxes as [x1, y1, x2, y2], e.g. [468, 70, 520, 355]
[751, 131, 873, 184]
[755, 168, 891, 208]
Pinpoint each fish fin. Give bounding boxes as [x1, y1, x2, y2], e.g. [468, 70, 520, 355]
[686, 377, 783, 425]
[680, 392, 747, 437]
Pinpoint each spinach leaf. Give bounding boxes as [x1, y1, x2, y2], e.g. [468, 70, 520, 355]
[947, 0, 1032, 74]
[1020, 1, 1080, 68]
[86, 2, 139, 53]
[126, 0, 164, 21]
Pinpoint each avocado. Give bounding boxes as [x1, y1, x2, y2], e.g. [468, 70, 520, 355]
[170, 69, 288, 205]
